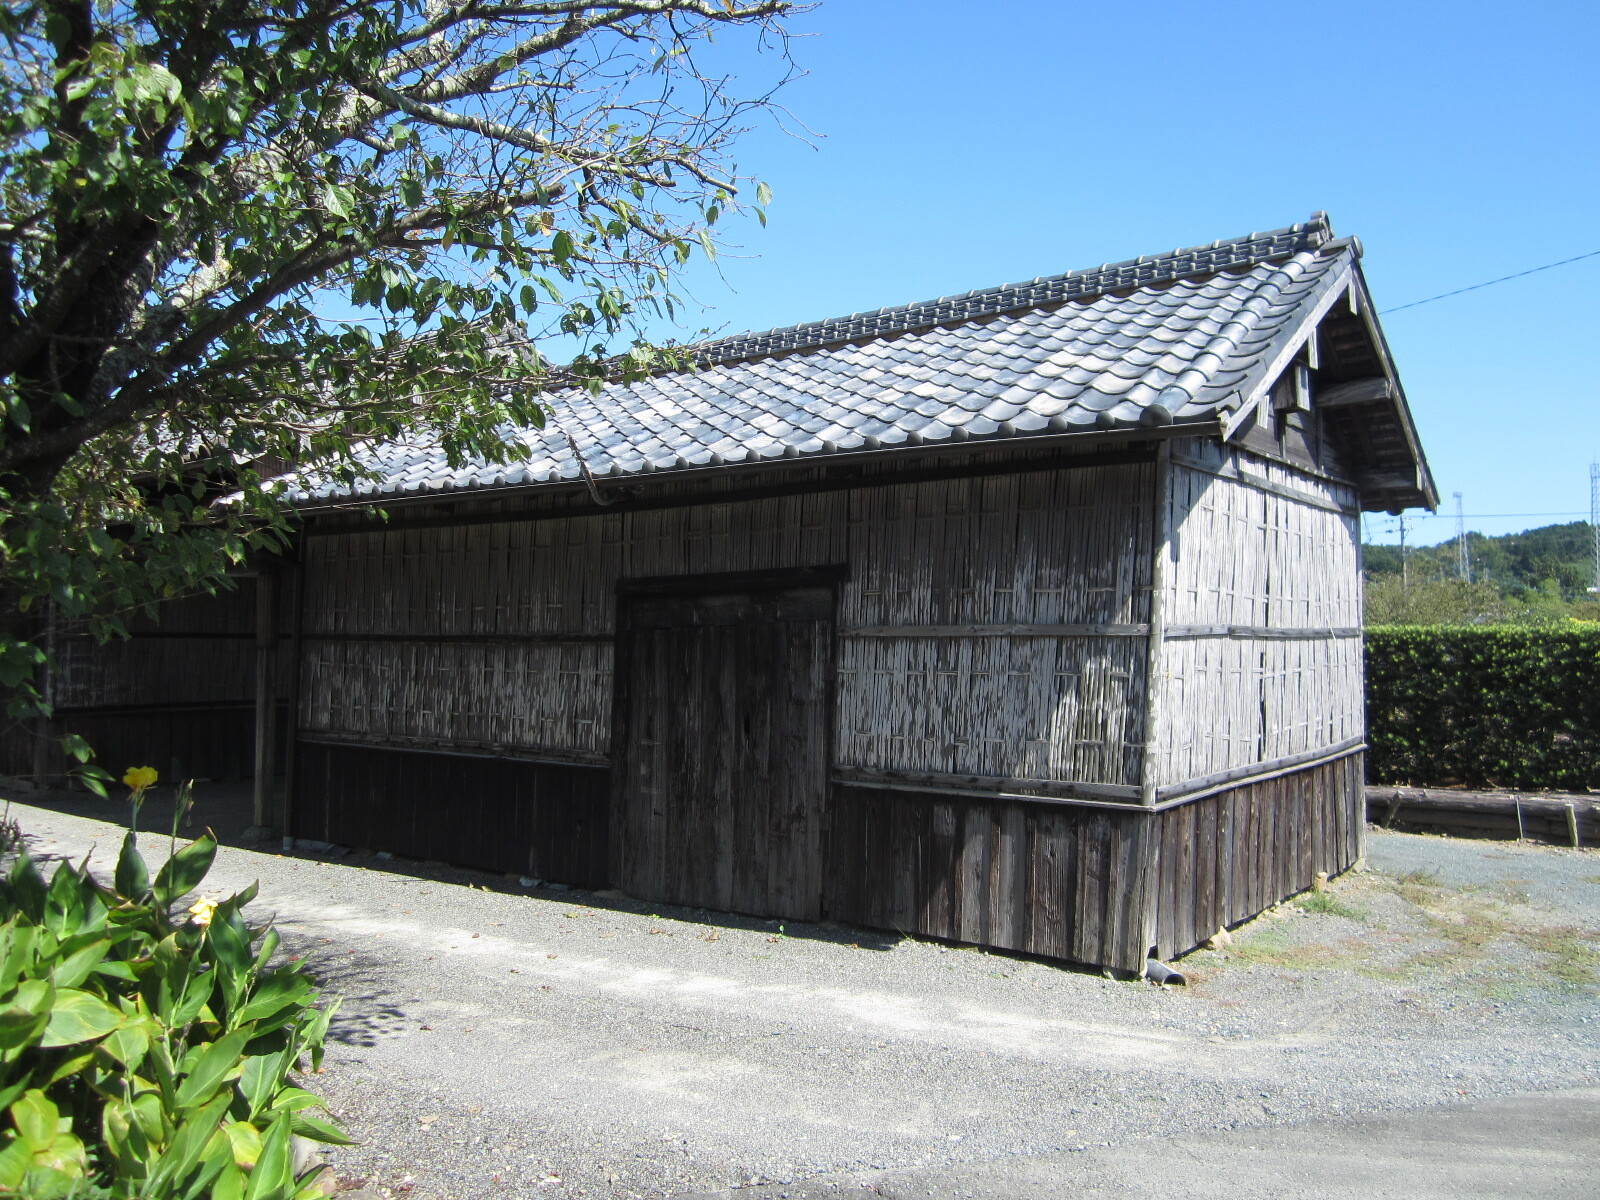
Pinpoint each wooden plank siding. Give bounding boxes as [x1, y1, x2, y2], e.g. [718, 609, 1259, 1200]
[825, 753, 1362, 973]
[290, 740, 609, 886]
[1152, 751, 1365, 959]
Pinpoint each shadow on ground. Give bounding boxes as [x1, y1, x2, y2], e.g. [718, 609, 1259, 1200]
[1, 775, 914, 960]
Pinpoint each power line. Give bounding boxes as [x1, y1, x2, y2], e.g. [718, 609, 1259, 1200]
[1398, 511, 1587, 519]
[1380, 248, 1600, 314]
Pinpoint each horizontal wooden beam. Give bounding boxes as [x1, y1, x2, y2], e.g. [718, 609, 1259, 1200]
[1316, 376, 1394, 408]
[1163, 624, 1362, 641]
[841, 622, 1149, 639]
[1154, 738, 1367, 804]
[301, 631, 612, 645]
[303, 443, 1162, 537]
[1170, 451, 1357, 515]
[832, 740, 1367, 814]
[841, 623, 1358, 641]
[1356, 469, 1422, 493]
[832, 763, 1140, 802]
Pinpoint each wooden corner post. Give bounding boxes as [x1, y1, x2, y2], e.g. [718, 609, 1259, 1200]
[1139, 442, 1173, 808]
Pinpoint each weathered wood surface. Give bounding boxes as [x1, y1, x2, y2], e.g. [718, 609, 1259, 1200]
[291, 740, 609, 885]
[1366, 786, 1599, 847]
[1152, 752, 1364, 959]
[824, 783, 1154, 972]
[612, 584, 833, 921]
[822, 755, 1360, 971]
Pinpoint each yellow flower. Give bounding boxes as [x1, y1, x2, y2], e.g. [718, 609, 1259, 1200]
[188, 896, 218, 927]
[122, 766, 159, 791]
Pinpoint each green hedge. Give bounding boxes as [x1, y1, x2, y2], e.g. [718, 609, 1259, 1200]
[1365, 626, 1600, 791]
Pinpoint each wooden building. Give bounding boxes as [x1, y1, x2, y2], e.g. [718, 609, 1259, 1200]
[286, 216, 1430, 969]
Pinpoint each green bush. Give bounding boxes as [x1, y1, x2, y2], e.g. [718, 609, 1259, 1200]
[1366, 626, 1600, 791]
[0, 823, 345, 1197]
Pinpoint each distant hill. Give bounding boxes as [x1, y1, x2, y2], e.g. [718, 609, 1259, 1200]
[1364, 521, 1595, 599]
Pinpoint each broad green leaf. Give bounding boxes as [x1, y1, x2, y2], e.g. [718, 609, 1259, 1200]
[223, 1119, 262, 1168]
[0, 1138, 29, 1189]
[101, 1017, 153, 1070]
[235, 973, 314, 1029]
[267, 1087, 325, 1114]
[7, 856, 47, 923]
[154, 834, 217, 908]
[46, 1047, 96, 1084]
[43, 861, 88, 937]
[41, 988, 123, 1046]
[49, 937, 111, 989]
[0, 998, 49, 1052]
[212, 1159, 248, 1200]
[239, 1050, 289, 1118]
[174, 1029, 250, 1110]
[9, 1089, 58, 1151]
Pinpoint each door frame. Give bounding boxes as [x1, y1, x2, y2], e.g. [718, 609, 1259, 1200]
[608, 563, 847, 913]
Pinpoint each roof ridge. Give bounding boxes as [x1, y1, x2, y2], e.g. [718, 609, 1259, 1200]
[687, 213, 1336, 370]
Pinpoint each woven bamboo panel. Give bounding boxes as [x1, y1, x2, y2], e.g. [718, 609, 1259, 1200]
[299, 639, 611, 753]
[836, 635, 1145, 784]
[299, 462, 1156, 780]
[1154, 443, 1363, 786]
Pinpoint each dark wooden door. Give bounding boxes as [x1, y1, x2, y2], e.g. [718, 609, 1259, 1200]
[613, 584, 833, 921]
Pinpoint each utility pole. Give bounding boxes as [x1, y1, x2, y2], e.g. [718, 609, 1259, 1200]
[1453, 492, 1471, 583]
[1391, 514, 1413, 591]
[1590, 461, 1599, 595]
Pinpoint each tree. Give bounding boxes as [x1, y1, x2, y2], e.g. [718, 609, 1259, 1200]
[0, 0, 797, 720]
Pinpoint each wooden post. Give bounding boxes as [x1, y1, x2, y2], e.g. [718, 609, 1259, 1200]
[278, 562, 303, 846]
[1139, 442, 1172, 807]
[251, 573, 278, 833]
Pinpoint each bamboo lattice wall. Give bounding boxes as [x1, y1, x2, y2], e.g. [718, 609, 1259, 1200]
[52, 587, 260, 709]
[298, 461, 1156, 790]
[1154, 439, 1363, 788]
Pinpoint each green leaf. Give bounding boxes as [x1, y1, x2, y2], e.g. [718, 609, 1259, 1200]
[0, 1138, 28, 1191]
[115, 831, 151, 901]
[238, 1050, 289, 1119]
[147, 1092, 231, 1194]
[6, 855, 48, 923]
[235, 972, 314, 1030]
[323, 184, 355, 220]
[41, 988, 123, 1046]
[9, 1089, 58, 1151]
[289, 1111, 354, 1146]
[245, 1112, 293, 1200]
[174, 1029, 250, 1110]
[154, 834, 217, 908]
[49, 936, 111, 989]
[100, 1018, 152, 1070]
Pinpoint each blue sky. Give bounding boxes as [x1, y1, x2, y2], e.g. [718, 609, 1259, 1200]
[649, 0, 1599, 548]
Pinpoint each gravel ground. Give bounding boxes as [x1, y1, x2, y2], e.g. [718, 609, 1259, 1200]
[5, 798, 1598, 1199]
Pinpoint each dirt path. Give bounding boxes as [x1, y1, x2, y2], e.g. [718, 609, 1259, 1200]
[7, 802, 1598, 1199]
